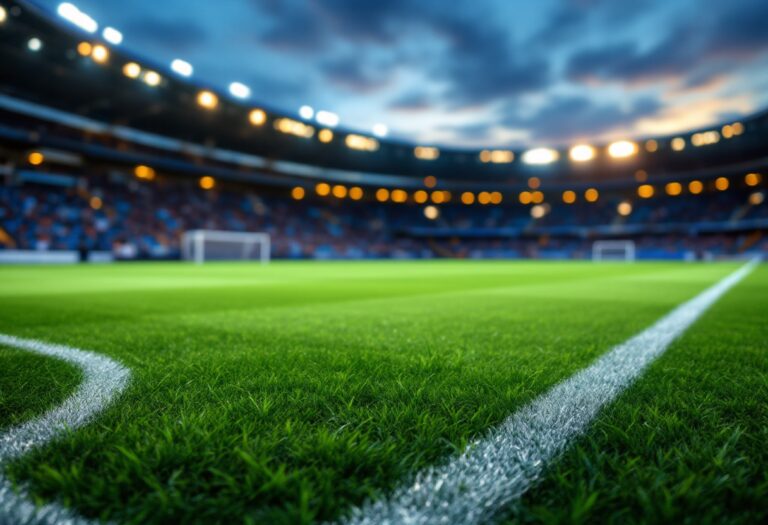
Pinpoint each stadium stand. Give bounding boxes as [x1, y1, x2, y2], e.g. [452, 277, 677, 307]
[0, 0, 766, 262]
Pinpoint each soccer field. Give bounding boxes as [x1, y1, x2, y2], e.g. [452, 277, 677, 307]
[1, 261, 766, 524]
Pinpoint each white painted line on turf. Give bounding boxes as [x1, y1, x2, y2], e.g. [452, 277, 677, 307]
[0, 334, 130, 525]
[340, 260, 759, 525]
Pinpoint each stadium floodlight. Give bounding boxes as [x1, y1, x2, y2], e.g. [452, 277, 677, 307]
[299, 105, 314, 120]
[102, 27, 122, 45]
[569, 144, 595, 162]
[181, 230, 270, 264]
[414, 146, 439, 160]
[248, 109, 266, 126]
[228, 82, 250, 99]
[57, 3, 98, 34]
[196, 90, 218, 110]
[91, 44, 109, 64]
[171, 59, 193, 77]
[0, 6, 7, 24]
[345, 134, 379, 151]
[607, 140, 637, 158]
[123, 62, 141, 78]
[27, 37, 42, 51]
[316, 110, 339, 127]
[372, 123, 388, 137]
[521, 147, 558, 165]
[143, 70, 161, 86]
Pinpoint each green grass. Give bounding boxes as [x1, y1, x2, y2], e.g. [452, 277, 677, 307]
[0, 261, 764, 524]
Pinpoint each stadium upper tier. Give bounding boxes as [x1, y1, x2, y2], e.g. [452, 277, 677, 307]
[0, 0, 767, 188]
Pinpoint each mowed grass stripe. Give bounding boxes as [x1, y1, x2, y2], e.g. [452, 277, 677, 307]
[0, 262, 746, 524]
[340, 261, 757, 525]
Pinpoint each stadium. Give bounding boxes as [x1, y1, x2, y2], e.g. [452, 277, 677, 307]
[0, 0, 766, 523]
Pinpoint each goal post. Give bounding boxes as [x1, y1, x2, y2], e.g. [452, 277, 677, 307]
[592, 240, 636, 262]
[181, 230, 270, 264]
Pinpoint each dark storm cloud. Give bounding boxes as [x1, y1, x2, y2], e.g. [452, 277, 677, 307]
[565, 0, 768, 85]
[122, 17, 208, 53]
[502, 96, 662, 143]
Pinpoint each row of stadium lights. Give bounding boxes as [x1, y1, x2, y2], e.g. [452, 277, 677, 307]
[24, 153, 765, 220]
[0, 3, 746, 166]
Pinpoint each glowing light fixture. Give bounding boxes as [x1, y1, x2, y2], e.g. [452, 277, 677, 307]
[102, 27, 122, 45]
[28, 38, 42, 51]
[228, 82, 250, 99]
[531, 204, 547, 219]
[637, 184, 654, 198]
[0, 6, 6, 24]
[375, 188, 389, 202]
[671, 137, 686, 151]
[424, 205, 439, 220]
[617, 201, 632, 216]
[569, 144, 595, 162]
[522, 147, 558, 165]
[645, 139, 658, 152]
[291, 187, 305, 200]
[479, 149, 514, 164]
[715, 177, 729, 191]
[608, 140, 637, 158]
[171, 59, 193, 77]
[461, 192, 475, 205]
[91, 44, 109, 64]
[318, 129, 334, 143]
[345, 134, 379, 151]
[134, 165, 155, 180]
[562, 190, 576, 204]
[391, 189, 408, 203]
[414, 146, 439, 160]
[248, 109, 266, 126]
[745, 173, 761, 187]
[197, 90, 218, 110]
[372, 123, 388, 137]
[299, 105, 314, 120]
[27, 151, 44, 165]
[199, 176, 215, 190]
[688, 180, 703, 194]
[423, 176, 437, 188]
[275, 118, 314, 138]
[528, 177, 541, 189]
[349, 187, 364, 200]
[749, 192, 764, 206]
[332, 185, 347, 198]
[316, 110, 339, 127]
[584, 188, 599, 202]
[143, 70, 161, 87]
[665, 182, 682, 196]
[57, 3, 97, 33]
[315, 183, 330, 196]
[76, 41, 92, 56]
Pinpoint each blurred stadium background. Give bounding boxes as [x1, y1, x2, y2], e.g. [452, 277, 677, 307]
[0, 0, 766, 263]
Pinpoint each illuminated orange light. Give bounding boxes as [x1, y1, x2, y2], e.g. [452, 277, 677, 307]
[531, 191, 544, 204]
[91, 44, 109, 64]
[414, 146, 439, 160]
[562, 190, 576, 204]
[349, 187, 364, 200]
[376, 188, 390, 202]
[249, 109, 267, 126]
[332, 185, 347, 198]
[645, 139, 658, 153]
[77, 41, 92, 56]
[637, 184, 654, 198]
[123, 62, 141, 79]
[318, 129, 334, 143]
[461, 192, 475, 205]
[745, 173, 761, 187]
[199, 176, 215, 190]
[519, 191, 532, 205]
[197, 91, 218, 110]
[490, 192, 502, 204]
[715, 177, 729, 191]
[671, 137, 686, 151]
[391, 189, 408, 203]
[315, 183, 331, 196]
[414, 190, 428, 204]
[423, 175, 437, 188]
[430, 191, 445, 204]
[528, 177, 541, 189]
[27, 151, 44, 166]
[291, 187, 305, 200]
[688, 180, 703, 194]
[584, 188, 599, 202]
[134, 165, 156, 180]
[478, 191, 491, 205]
[665, 182, 682, 196]
[89, 196, 103, 210]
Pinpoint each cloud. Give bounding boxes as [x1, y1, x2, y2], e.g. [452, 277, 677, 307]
[565, 0, 768, 86]
[502, 95, 662, 143]
[319, 56, 392, 93]
[388, 91, 433, 112]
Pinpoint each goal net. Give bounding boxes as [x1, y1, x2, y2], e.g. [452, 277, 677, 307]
[181, 230, 270, 264]
[592, 240, 636, 262]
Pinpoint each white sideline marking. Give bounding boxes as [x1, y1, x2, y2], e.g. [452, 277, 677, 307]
[340, 260, 758, 525]
[0, 334, 130, 525]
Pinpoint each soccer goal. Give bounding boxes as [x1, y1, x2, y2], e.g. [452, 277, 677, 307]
[181, 230, 271, 264]
[592, 240, 636, 262]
